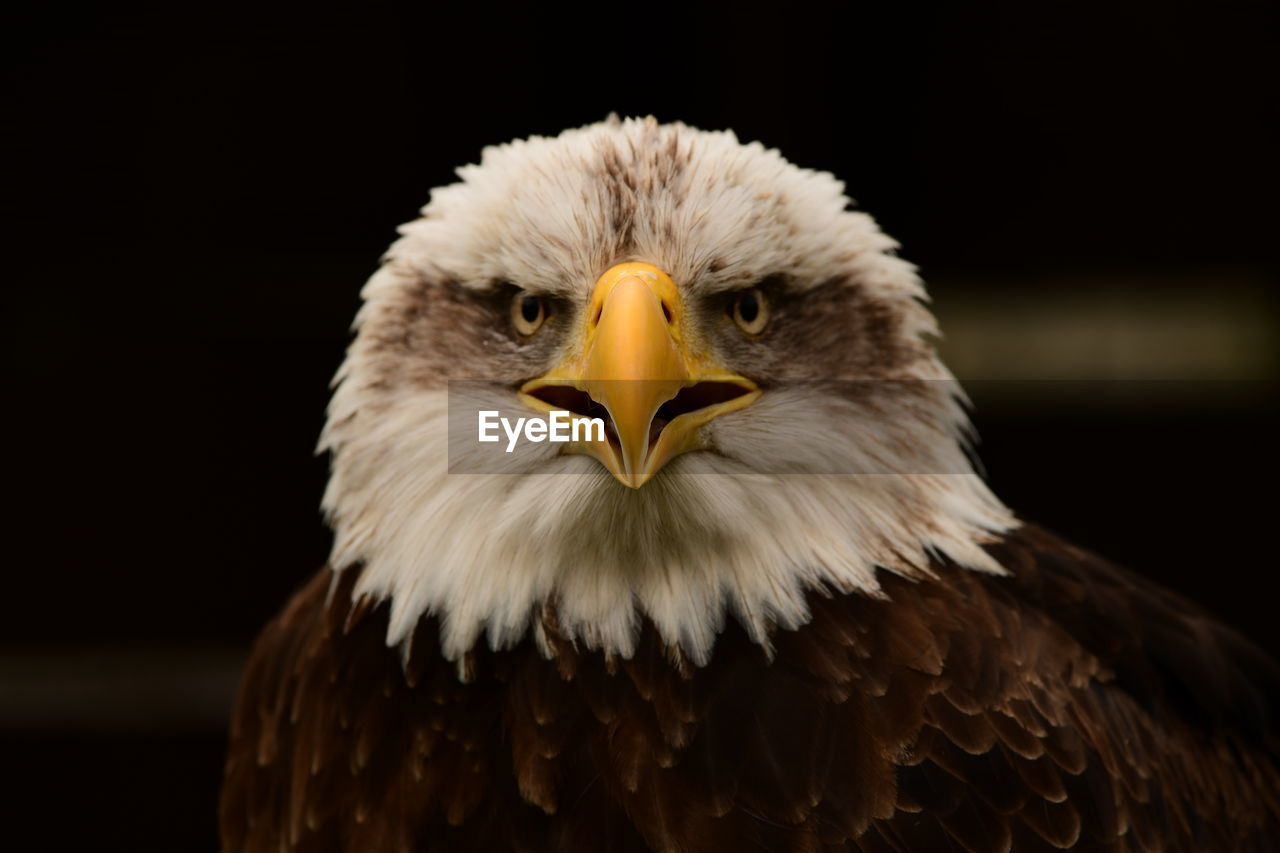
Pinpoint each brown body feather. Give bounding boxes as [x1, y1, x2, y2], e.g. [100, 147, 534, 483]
[220, 525, 1280, 851]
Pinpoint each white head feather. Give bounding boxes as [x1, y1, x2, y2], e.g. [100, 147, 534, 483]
[319, 117, 1016, 668]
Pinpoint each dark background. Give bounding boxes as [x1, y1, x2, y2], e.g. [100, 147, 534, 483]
[4, 0, 1276, 848]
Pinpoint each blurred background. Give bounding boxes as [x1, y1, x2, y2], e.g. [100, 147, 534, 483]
[4, 0, 1276, 847]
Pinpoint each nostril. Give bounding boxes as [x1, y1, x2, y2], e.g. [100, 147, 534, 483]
[660, 300, 673, 324]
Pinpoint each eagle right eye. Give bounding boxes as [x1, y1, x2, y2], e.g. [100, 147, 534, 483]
[511, 291, 548, 337]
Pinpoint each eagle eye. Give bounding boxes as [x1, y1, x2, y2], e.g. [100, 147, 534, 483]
[511, 291, 547, 337]
[730, 288, 768, 336]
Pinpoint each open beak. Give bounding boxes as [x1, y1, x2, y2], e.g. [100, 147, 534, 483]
[519, 262, 760, 488]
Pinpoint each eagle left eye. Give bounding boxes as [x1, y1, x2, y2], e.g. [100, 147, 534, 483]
[511, 291, 548, 337]
[730, 288, 769, 336]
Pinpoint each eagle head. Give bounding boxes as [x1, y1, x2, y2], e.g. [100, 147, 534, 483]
[319, 117, 1014, 667]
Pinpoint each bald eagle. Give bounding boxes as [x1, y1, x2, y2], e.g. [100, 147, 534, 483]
[219, 117, 1280, 851]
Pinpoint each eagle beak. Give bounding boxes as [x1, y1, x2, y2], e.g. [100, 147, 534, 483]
[519, 262, 760, 488]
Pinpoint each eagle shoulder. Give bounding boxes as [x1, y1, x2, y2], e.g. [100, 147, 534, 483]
[220, 527, 1280, 851]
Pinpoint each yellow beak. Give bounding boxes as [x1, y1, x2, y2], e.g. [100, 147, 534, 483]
[519, 262, 760, 488]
